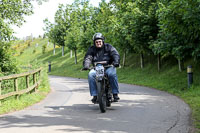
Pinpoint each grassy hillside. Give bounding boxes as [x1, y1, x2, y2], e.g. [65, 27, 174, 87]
[11, 38, 200, 132]
[0, 38, 51, 115]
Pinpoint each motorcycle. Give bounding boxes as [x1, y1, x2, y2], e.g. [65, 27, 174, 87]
[82, 61, 113, 113]
[94, 61, 113, 113]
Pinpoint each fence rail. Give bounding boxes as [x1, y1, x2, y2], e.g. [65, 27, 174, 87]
[0, 68, 42, 101]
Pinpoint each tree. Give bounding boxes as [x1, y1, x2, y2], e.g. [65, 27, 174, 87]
[79, 0, 95, 51]
[0, 0, 47, 73]
[65, 2, 80, 64]
[122, 0, 159, 68]
[0, 0, 47, 40]
[156, 0, 199, 71]
[54, 4, 70, 56]
[109, 0, 133, 67]
[43, 19, 58, 55]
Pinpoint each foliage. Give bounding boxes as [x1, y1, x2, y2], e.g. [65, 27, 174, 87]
[53, 4, 68, 47]
[42, 44, 47, 54]
[153, 0, 200, 62]
[79, 1, 95, 50]
[0, 0, 47, 40]
[0, 41, 18, 74]
[0, 0, 47, 75]
[33, 49, 36, 54]
[65, 2, 81, 51]
[127, 1, 158, 54]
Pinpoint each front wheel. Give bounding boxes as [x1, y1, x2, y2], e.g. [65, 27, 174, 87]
[96, 81, 106, 113]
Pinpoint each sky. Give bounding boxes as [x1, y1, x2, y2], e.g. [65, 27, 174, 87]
[12, 0, 106, 39]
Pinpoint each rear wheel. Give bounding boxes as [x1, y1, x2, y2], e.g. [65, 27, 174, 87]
[96, 81, 106, 113]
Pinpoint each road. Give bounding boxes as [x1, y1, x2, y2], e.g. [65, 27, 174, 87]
[0, 75, 191, 133]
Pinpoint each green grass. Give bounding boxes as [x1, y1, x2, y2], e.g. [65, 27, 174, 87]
[3, 38, 200, 132]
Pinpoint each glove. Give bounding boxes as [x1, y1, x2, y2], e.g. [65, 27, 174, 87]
[82, 67, 89, 71]
[113, 63, 119, 67]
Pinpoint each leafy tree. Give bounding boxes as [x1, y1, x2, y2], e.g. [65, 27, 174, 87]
[54, 4, 70, 56]
[156, 0, 200, 71]
[122, 0, 159, 68]
[0, 0, 47, 74]
[109, 0, 133, 67]
[0, 0, 47, 40]
[65, 2, 82, 64]
[79, 0, 95, 50]
[43, 19, 56, 55]
[0, 41, 18, 74]
[93, 1, 114, 39]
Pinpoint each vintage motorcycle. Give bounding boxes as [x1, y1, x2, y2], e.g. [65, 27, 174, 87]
[94, 61, 113, 113]
[82, 61, 115, 113]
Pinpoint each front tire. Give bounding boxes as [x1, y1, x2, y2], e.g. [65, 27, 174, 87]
[96, 81, 106, 113]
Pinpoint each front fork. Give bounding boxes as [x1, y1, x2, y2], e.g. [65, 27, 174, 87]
[96, 76, 112, 102]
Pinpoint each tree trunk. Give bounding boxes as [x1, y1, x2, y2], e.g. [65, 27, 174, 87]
[53, 44, 55, 55]
[178, 59, 184, 72]
[74, 49, 77, 64]
[158, 53, 161, 72]
[140, 53, 144, 69]
[62, 46, 64, 56]
[70, 50, 73, 58]
[122, 50, 126, 67]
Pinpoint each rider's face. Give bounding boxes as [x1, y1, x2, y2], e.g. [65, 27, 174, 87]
[95, 39, 103, 48]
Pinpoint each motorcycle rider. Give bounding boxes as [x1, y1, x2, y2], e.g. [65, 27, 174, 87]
[82, 33, 120, 103]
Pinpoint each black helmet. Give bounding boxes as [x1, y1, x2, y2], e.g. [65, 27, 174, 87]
[93, 33, 105, 41]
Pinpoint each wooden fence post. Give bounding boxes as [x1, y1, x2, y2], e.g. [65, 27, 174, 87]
[33, 73, 36, 91]
[26, 75, 29, 93]
[39, 70, 41, 80]
[14, 78, 19, 100]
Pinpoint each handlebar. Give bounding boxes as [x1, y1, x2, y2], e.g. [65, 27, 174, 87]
[81, 61, 118, 71]
[81, 64, 113, 71]
[94, 61, 108, 66]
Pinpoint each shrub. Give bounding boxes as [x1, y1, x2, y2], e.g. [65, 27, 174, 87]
[33, 49, 36, 53]
[42, 45, 47, 54]
[0, 41, 19, 74]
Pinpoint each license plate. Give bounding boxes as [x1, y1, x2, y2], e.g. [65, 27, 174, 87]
[96, 65, 104, 78]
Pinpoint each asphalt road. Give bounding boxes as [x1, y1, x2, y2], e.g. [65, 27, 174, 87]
[0, 75, 191, 133]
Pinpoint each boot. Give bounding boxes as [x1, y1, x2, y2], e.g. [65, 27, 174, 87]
[113, 94, 120, 102]
[91, 96, 97, 103]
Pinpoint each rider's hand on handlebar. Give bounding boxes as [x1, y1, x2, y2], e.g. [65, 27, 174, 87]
[113, 63, 119, 67]
[82, 67, 89, 71]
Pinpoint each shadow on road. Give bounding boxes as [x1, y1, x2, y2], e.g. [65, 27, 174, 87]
[0, 98, 152, 133]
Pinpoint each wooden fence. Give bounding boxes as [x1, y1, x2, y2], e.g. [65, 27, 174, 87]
[0, 68, 42, 102]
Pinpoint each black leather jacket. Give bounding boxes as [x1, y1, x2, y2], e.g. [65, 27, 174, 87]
[83, 43, 120, 68]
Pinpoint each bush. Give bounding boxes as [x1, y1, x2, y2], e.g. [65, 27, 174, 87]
[20, 51, 24, 55]
[0, 41, 19, 74]
[27, 40, 31, 47]
[42, 45, 47, 54]
[33, 49, 36, 53]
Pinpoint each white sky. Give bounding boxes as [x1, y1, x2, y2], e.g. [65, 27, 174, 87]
[12, 0, 106, 39]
